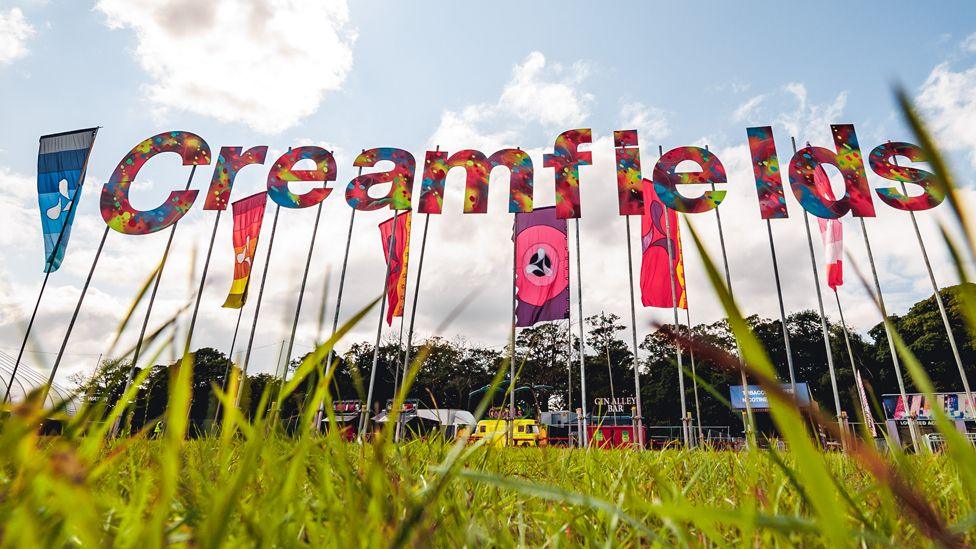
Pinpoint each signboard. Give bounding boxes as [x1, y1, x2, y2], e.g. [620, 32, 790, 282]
[593, 396, 636, 414]
[881, 393, 975, 423]
[729, 383, 812, 410]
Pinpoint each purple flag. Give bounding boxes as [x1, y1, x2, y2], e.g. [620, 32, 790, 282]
[514, 207, 570, 327]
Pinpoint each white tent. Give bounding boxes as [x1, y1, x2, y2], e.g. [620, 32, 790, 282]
[373, 408, 475, 426]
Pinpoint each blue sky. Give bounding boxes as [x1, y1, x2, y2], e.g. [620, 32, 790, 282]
[1, 1, 975, 387]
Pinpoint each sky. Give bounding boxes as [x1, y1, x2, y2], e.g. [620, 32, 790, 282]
[1, 1, 976, 389]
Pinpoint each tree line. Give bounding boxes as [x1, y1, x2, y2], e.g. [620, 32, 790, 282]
[73, 285, 976, 433]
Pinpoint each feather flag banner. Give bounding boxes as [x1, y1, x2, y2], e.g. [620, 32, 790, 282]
[640, 179, 687, 309]
[222, 192, 268, 309]
[37, 128, 98, 272]
[380, 212, 411, 326]
[514, 206, 570, 327]
[813, 168, 843, 289]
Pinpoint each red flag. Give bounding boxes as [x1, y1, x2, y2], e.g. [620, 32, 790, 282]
[379, 212, 411, 326]
[813, 168, 843, 289]
[222, 192, 267, 309]
[640, 180, 687, 309]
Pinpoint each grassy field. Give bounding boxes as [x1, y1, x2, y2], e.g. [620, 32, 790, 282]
[2, 92, 976, 547]
[0, 429, 973, 546]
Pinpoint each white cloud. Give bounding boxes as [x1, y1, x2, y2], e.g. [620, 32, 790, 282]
[96, 0, 356, 134]
[916, 62, 976, 168]
[431, 51, 594, 149]
[732, 94, 765, 123]
[962, 32, 976, 52]
[498, 52, 593, 128]
[0, 7, 34, 65]
[775, 82, 847, 143]
[618, 102, 669, 143]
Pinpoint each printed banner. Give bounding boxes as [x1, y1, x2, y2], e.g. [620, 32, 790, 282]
[37, 128, 98, 272]
[514, 206, 570, 327]
[854, 368, 877, 437]
[640, 179, 687, 309]
[380, 212, 411, 326]
[882, 392, 976, 422]
[222, 192, 267, 309]
[729, 383, 812, 410]
[813, 168, 843, 289]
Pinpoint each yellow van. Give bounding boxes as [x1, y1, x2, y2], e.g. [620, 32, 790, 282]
[470, 419, 547, 447]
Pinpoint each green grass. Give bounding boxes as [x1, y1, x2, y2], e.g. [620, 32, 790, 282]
[0, 434, 973, 546]
[3, 90, 976, 547]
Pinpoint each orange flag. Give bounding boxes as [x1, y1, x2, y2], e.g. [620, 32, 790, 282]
[379, 212, 411, 325]
[222, 192, 267, 309]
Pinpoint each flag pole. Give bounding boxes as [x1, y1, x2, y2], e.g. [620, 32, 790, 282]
[705, 143, 753, 446]
[892, 152, 974, 412]
[573, 218, 589, 447]
[395, 212, 429, 443]
[399, 147, 436, 389]
[685, 308, 704, 446]
[280, 197, 326, 385]
[113, 165, 198, 436]
[215, 305, 245, 422]
[42, 226, 110, 400]
[833, 289, 859, 393]
[859, 217, 920, 451]
[792, 137, 843, 426]
[183, 209, 222, 354]
[624, 216, 645, 446]
[316, 166, 363, 431]
[399, 213, 429, 389]
[236, 204, 282, 406]
[360, 209, 400, 436]
[7, 128, 99, 404]
[658, 145, 689, 447]
[509, 214, 517, 444]
[765, 219, 798, 395]
[565, 318, 572, 419]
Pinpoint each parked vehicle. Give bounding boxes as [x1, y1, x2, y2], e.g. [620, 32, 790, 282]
[470, 419, 547, 447]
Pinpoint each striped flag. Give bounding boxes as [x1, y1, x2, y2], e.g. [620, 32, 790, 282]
[37, 128, 98, 272]
[813, 168, 843, 289]
[640, 179, 687, 309]
[222, 192, 267, 309]
[379, 212, 411, 326]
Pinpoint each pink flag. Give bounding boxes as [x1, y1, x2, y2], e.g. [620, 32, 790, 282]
[640, 179, 687, 309]
[813, 168, 843, 289]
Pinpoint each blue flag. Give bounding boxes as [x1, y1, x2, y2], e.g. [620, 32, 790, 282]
[37, 128, 98, 272]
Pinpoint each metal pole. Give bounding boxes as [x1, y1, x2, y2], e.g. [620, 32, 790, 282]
[573, 218, 589, 447]
[707, 152, 753, 443]
[509, 214, 517, 444]
[400, 213, 430, 390]
[41, 226, 110, 398]
[184, 209, 222, 354]
[685, 308, 704, 446]
[566, 319, 573, 437]
[315, 181, 360, 431]
[792, 137, 843, 424]
[214, 305, 245, 422]
[395, 213, 428, 443]
[115, 165, 198, 432]
[280, 200, 325, 384]
[624, 217, 645, 447]
[6, 129, 98, 404]
[237, 204, 282, 406]
[766, 219, 798, 395]
[359, 209, 400, 434]
[833, 290, 859, 386]
[859, 218, 920, 451]
[892, 154, 974, 412]
[659, 146, 689, 447]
